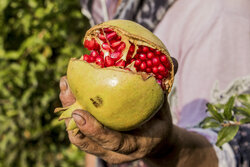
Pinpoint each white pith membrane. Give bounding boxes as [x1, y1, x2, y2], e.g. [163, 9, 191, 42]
[82, 27, 172, 90]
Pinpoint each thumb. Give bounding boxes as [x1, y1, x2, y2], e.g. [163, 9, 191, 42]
[72, 110, 86, 127]
[59, 76, 76, 107]
[72, 109, 103, 136]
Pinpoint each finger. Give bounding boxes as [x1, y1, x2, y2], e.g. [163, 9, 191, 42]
[59, 76, 76, 107]
[72, 110, 138, 154]
[67, 130, 107, 157]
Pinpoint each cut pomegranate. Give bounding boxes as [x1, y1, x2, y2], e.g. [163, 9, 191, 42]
[82, 28, 172, 90]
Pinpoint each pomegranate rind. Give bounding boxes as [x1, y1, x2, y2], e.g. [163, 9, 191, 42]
[84, 19, 174, 93]
[67, 59, 164, 131]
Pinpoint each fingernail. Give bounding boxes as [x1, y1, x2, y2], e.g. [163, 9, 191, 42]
[60, 79, 68, 91]
[72, 114, 86, 126]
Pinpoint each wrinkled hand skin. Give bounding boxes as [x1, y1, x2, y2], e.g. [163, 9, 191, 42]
[59, 76, 174, 164]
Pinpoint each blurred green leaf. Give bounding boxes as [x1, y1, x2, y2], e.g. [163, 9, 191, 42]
[206, 103, 224, 122]
[216, 125, 239, 147]
[223, 96, 235, 120]
[233, 106, 250, 117]
[240, 117, 250, 124]
[200, 117, 221, 129]
[0, 0, 89, 166]
[238, 94, 250, 108]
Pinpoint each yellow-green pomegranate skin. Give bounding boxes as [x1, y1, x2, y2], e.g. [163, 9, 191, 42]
[67, 59, 164, 131]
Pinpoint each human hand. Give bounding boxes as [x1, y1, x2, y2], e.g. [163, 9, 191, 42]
[59, 76, 174, 164]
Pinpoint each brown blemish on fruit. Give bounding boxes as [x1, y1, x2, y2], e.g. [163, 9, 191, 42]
[90, 96, 103, 108]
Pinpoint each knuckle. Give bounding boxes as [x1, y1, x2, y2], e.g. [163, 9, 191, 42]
[103, 139, 120, 151]
[68, 135, 77, 145]
[68, 132, 84, 146]
[118, 135, 137, 154]
[79, 142, 89, 150]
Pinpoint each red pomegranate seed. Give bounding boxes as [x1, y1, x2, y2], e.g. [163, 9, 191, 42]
[110, 51, 122, 61]
[90, 50, 99, 57]
[107, 32, 117, 40]
[126, 52, 133, 63]
[98, 34, 106, 41]
[152, 66, 158, 74]
[134, 59, 142, 66]
[147, 52, 154, 59]
[84, 39, 95, 50]
[134, 53, 139, 59]
[152, 57, 160, 66]
[111, 41, 121, 49]
[117, 42, 126, 52]
[165, 61, 171, 70]
[146, 60, 153, 67]
[140, 62, 147, 70]
[100, 51, 104, 57]
[89, 56, 95, 63]
[102, 43, 111, 51]
[139, 53, 147, 61]
[150, 48, 155, 52]
[115, 60, 125, 67]
[94, 41, 100, 50]
[137, 46, 142, 53]
[155, 50, 161, 55]
[164, 71, 169, 77]
[142, 46, 149, 53]
[95, 56, 104, 67]
[135, 66, 139, 72]
[146, 68, 151, 73]
[129, 44, 135, 53]
[83, 54, 90, 62]
[160, 55, 167, 63]
[117, 36, 121, 40]
[103, 28, 113, 33]
[161, 71, 169, 77]
[157, 74, 163, 79]
[158, 64, 166, 72]
[105, 56, 114, 67]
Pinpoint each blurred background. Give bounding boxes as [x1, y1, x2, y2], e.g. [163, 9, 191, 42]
[0, 0, 90, 166]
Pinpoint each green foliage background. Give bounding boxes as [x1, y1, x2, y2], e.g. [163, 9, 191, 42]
[0, 0, 90, 166]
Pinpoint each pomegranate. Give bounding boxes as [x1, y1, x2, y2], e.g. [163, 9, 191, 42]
[55, 20, 174, 133]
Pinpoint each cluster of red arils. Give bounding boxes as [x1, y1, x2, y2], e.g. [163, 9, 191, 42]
[83, 28, 171, 86]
